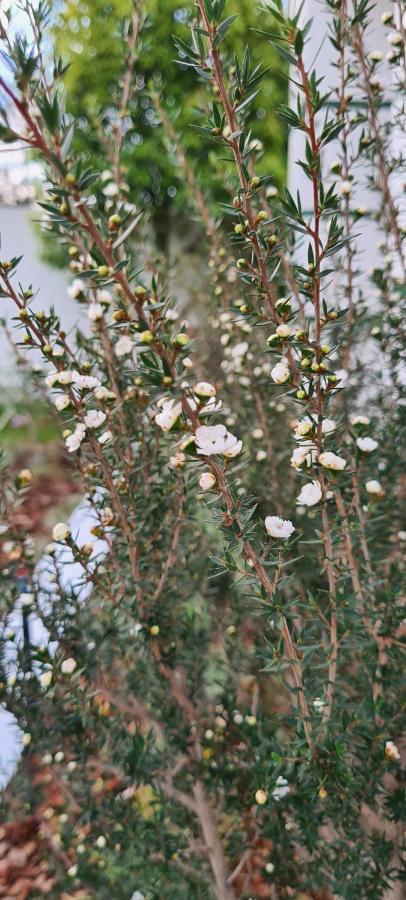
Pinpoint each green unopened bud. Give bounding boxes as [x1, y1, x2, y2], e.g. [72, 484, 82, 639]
[59, 202, 69, 215]
[234, 223, 244, 234]
[97, 265, 111, 278]
[249, 176, 260, 189]
[140, 330, 154, 344]
[300, 357, 311, 368]
[68, 245, 79, 257]
[256, 210, 267, 223]
[328, 310, 338, 320]
[23, 289, 34, 300]
[108, 214, 122, 231]
[65, 173, 76, 186]
[237, 258, 248, 270]
[296, 389, 306, 399]
[162, 376, 173, 385]
[173, 333, 189, 348]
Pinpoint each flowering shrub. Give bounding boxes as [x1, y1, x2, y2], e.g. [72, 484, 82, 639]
[0, 1, 404, 898]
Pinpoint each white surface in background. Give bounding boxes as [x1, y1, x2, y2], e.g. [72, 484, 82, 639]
[0, 498, 108, 788]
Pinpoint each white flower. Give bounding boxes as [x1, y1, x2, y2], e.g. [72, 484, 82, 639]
[195, 424, 241, 457]
[54, 751, 64, 762]
[194, 382, 216, 398]
[22, 732, 31, 747]
[313, 697, 326, 712]
[45, 371, 59, 388]
[272, 776, 289, 801]
[295, 419, 313, 437]
[54, 394, 71, 412]
[365, 479, 384, 496]
[291, 444, 316, 468]
[155, 399, 182, 432]
[98, 430, 113, 445]
[319, 451, 347, 471]
[199, 472, 216, 491]
[67, 865, 78, 878]
[271, 361, 290, 384]
[20, 592, 34, 607]
[65, 423, 86, 453]
[95, 387, 115, 401]
[67, 279, 84, 300]
[169, 452, 186, 469]
[52, 346, 64, 357]
[182, 356, 193, 369]
[98, 289, 112, 304]
[256, 450, 267, 462]
[84, 409, 107, 429]
[356, 437, 378, 452]
[103, 181, 119, 197]
[297, 480, 323, 507]
[88, 303, 103, 321]
[115, 335, 134, 357]
[265, 516, 295, 540]
[40, 670, 53, 689]
[222, 439, 243, 458]
[252, 428, 264, 440]
[96, 835, 107, 848]
[384, 740, 400, 761]
[61, 657, 77, 675]
[276, 324, 291, 338]
[350, 415, 370, 426]
[52, 522, 71, 541]
[72, 372, 101, 390]
[339, 180, 352, 195]
[387, 32, 402, 46]
[57, 370, 74, 385]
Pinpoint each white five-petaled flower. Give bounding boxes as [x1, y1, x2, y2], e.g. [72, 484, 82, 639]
[52, 522, 71, 542]
[115, 335, 134, 357]
[195, 424, 242, 457]
[265, 516, 295, 540]
[155, 399, 182, 432]
[365, 479, 384, 496]
[271, 361, 290, 384]
[84, 409, 107, 429]
[297, 480, 323, 507]
[61, 657, 77, 675]
[272, 776, 290, 801]
[356, 437, 378, 452]
[384, 740, 400, 761]
[319, 451, 347, 471]
[199, 472, 216, 490]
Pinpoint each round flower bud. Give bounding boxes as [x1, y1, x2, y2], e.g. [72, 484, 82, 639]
[150, 625, 160, 636]
[173, 333, 189, 348]
[276, 324, 291, 339]
[199, 472, 216, 491]
[22, 732, 32, 747]
[61, 657, 77, 675]
[52, 522, 71, 542]
[255, 789, 268, 805]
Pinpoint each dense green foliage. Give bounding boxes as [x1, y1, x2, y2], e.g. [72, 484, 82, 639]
[52, 0, 287, 249]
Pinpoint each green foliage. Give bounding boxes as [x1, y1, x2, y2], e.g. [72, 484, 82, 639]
[52, 0, 287, 246]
